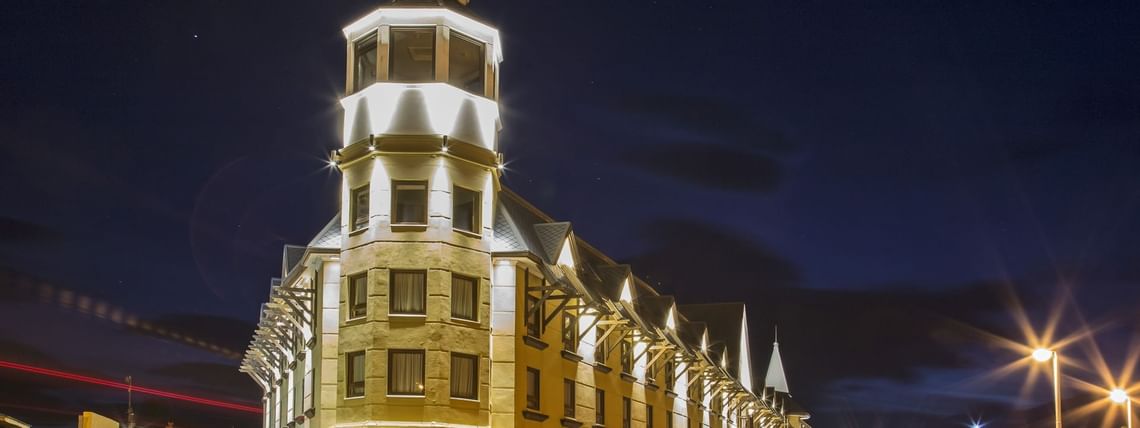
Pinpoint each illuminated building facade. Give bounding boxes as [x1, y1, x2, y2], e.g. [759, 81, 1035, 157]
[241, 1, 811, 428]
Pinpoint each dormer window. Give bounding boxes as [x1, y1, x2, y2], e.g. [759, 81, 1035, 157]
[390, 27, 436, 82]
[448, 31, 484, 94]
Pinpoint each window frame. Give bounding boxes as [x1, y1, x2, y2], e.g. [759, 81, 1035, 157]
[563, 378, 576, 418]
[451, 185, 481, 235]
[595, 388, 605, 425]
[350, 184, 370, 232]
[391, 180, 429, 226]
[348, 272, 368, 320]
[449, 352, 479, 400]
[388, 26, 437, 83]
[647, 405, 654, 428]
[525, 294, 542, 338]
[352, 32, 378, 94]
[446, 30, 486, 96]
[594, 326, 607, 365]
[526, 367, 541, 410]
[450, 273, 478, 321]
[389, 269, 427, 315]
[620, 339, 633, 374]
[622, 397, 632, 428]
[561, 311, 578, 352]
[345, 351, 365, 398]
[387, 349, 426, 396]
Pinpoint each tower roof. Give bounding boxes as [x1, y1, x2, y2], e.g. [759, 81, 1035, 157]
[384, 0, 483, 20]
[765, 332, 790, 393]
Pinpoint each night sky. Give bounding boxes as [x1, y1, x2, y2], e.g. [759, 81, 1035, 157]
[2, 1, 1140, 427]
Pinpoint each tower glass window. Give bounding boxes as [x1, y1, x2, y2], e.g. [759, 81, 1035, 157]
[526, 367, 540, 410]
[393, 181, 428, 225]
[452, 186, 480, 234]
[351, 185, 369, 231]
[390, 270, 426, 315]
[451, 274, 477, 321]
[390, 27, 435, 82]
[353, 33, 377, 92]
[349, 273, 367, 319]
[388, 349, 425, 396]
[346, 351, 365, 398]
[448, 31, 484, 95]
[450, 353, 478, 399]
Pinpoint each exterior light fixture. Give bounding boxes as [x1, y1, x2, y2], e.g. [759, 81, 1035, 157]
[1033, 348, 1053, 362]
[1111, 388, 1128, 404]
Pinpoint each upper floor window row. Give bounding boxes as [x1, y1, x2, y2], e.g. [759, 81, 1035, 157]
[352, 26, 487, 96]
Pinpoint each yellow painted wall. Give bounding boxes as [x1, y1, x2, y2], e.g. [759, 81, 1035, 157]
[76, 412, 117, 428]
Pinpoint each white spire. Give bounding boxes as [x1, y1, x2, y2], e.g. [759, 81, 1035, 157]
[764, 326, 789, 393]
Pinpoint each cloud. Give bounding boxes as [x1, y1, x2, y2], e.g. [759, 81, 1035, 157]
[607, 93, 797, 154]
[619, 143, 784, 192]
[147, 362, 261, 400]
[621, 218, 1010, 424]
[133, 313, 255, 358]
[0, 217, 61, 244]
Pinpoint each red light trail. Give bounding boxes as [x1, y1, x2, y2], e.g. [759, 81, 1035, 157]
[0, 360, 261, 414]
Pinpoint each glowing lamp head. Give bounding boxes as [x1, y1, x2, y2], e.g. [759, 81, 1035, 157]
[971, 424, 983, 428]
[1110, 388, 1128, 404]
[1032, 348, 1053, 362]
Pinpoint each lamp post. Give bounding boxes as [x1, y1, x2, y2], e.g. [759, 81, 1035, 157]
[1110, 388, 1131, 428]
[1033, 348, 1062, 428]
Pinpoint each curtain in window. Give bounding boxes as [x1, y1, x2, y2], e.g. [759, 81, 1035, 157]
[451, 275, 476, 320]
[450, 354, 477, 399]
[351, 275, 367, 318]
[352, 186, 369, 230]
[390, 351, 424, 395]
[348, 353, 365, 397]
[391, 271, 425, 314]
[563, 379, 575, 417]
[394, 182, 427, 224]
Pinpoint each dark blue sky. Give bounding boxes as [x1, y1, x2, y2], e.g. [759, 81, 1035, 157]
[2, 1, 1139, 427]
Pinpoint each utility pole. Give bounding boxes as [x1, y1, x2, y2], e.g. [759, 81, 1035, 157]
[126, 375, 136, 428]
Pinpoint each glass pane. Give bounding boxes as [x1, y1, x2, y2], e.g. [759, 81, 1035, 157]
[595, 389, 604, 423]
[390, 350, 424, 395]
[563, 379, 575, 417]
[451, 275, 476, 320]
[354, 34, 377, 91]
[450, 354, 477, 399]
[391, 27, 435, 82]
[348, 352, 365, 397]
[448, 32, 484, 94]
[351, 275, 367, 318]
[391, 271, 426, 314]
[352, 186, 369, 231]
[452, 187, 478, 233]
[526, 368, 540, 410]
[394, 181, 427, 224]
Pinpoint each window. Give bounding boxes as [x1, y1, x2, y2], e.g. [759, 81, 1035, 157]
[666, 411, 673, 428]
[353, 33, 377, 92]
[388, 350, 425, 395]
[393, 181, 428, 225]
[448, 31, 484, 95]
[451, 274, 477, 321]
[646, 359, 656, 384]
[526, 367, 540, 410]
[563, 379, 575, 418]
[622, 397, 631, 428]
[562, 311, 578, 352]
[664, 359, 675, 390]
[595, 388, 605, 425]
[620, 340, 633, 374]
[452, 186, 480, 234]
[346, 351, 365, 398]
[525, 294, 541, 337]
[450, 353, 478, 399]
[390, 27, 435, 82]
[594, 326, 606, 364]
[647, 405, 654, 428]
[390, 270, 426, 315]
[349, 273, 367, 319]
[351, 185, 369, 231]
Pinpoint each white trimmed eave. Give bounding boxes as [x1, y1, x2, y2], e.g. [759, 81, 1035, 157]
[342, 8, 503, 62]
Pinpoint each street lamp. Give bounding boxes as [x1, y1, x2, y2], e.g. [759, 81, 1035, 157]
[1110, 388, 1131, 428]
[1032, 348, 1062, 428]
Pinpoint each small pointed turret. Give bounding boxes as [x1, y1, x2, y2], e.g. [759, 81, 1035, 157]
[764, 327, 790, 393]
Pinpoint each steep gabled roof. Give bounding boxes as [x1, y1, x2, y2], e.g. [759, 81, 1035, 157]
[307, 216, 342, 249]
[678, 303, 750, 384]
[765, 338, 790, 394]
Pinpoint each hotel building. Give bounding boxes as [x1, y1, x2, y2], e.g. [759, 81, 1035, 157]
[240, 1, 811, 428]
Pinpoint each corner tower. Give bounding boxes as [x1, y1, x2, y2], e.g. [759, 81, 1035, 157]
[333, 1, 502, 427]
